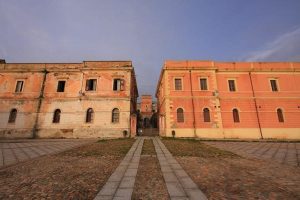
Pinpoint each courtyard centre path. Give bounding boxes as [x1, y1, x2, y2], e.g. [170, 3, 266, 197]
[0, 139, 94, 168]
[153, 137, 207, 200]
[204, 141, 300, 167]
[95, 137, 207, 200]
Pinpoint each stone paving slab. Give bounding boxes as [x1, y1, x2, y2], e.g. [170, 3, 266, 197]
[153, 138, 207, 200]
[94, 138, 144, 200]
[0, 139, 95, 168]
[204, 141, 300, 167]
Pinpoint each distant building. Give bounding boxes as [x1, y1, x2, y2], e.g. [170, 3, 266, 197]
[156, 60, 300, 139]
[137, 95, 157, 128]
[0, 60, 138, 138]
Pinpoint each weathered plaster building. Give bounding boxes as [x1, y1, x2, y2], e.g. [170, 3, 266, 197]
[0, 60, 138, 138]
[156, 60, 300, 139]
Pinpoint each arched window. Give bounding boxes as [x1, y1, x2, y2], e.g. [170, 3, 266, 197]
[8, 108, 17, 123]
[86, 108, 94, 123]
[232, 108, 240, 123]
[203, 108, 210, 122]
[53, 109, 61, 123]
[177, 108, 184, 122]
[112, 108, 119, 123]
[277, 108, 284, 123]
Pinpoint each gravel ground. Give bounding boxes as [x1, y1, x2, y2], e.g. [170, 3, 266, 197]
[162, 138, 300, 200]
[132, 138, 170, 200]
[0, 138, 134, 200]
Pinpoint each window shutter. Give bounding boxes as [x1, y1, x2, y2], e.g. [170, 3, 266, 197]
[120, 79, 124, 91]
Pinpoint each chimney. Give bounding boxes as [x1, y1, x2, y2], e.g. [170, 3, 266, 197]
[0, 59, 6, 64]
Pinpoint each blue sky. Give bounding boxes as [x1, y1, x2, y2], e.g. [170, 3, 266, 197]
[1, 0, 300, 97]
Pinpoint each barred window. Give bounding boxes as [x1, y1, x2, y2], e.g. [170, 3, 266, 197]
[200, 78, 208, 90]
[232, 108, 240, 123]
[86, 108, 94, 123]
[8, 109, 17, 123]
[228, 80, 236, 92]
[203, 108, 210, 122]
[112, 108, 119, 123]
[177, 108, 184, 122]
[277, 108, 284, 123]
[53, 109, 61, 123]
[174, 78, 182, 90]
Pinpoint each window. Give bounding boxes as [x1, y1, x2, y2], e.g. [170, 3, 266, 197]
[270, 80, 278, 92]
[200, 78, 208, 90]
[53, 109, 61, 123]
[177, 108, 184, 122]
[86, 108, 94, 123]
[174, 78, 182, 90]
[113, 79, 125, 91]
[85, 79, 97, 91]
[203, 108, 210, 122]
[228, 80, 236, 92]
[112, 108, 119, 123]
[15, 81, 24, 92]
[277, 108, 284, 122]
[8, 109, 17, 123]
[57, 81, 66, 92]
[232, 109, 240, 123]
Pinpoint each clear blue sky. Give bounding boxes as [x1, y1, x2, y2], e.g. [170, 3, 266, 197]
[1, 0, 300, 97]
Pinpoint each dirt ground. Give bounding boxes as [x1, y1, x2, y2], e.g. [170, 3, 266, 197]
[132, 138, 170, 200]
[0, 138, 134, 200]
[162, 138, 300, 200]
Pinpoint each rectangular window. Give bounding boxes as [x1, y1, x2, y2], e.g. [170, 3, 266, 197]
[200, 78, 208, 90]
[270, 80, 278, 92]
[174, 78, 182, 90]
[57, 81, 66, 92]
[15, 81, 24, 92]
[228, 80, 236, 92]
[86, 79, 97, 91]
[113, 79, 124, 91]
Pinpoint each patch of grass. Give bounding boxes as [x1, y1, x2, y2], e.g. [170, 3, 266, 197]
[162, 137, 238, 158]
[63, 138, 135, 157]
[141, 139, 156, 155]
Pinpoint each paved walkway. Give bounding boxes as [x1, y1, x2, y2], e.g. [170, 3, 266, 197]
[205, 141, 300, 167]
[154, 137, 207, 200]
[95, 137, 144, 200]
[0, 139, 94, 168]
[95, 137, 207, 200]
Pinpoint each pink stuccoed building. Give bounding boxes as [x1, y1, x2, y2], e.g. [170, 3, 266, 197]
[156, 60, 300, 139]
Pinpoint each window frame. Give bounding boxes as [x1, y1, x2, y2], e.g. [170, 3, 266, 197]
[176, 107, 184, 123]
[228, 79, 237, 92]
[85, 78, 97, 91]
[270, 79, 279, 92]
[112, 108, 120, 123]
[15, 80, 25, 93]
[199, 77, 208, 91]
[174, 77, 183, 91]
[8, 108, 17, 124]
[57, 80, 66, 93]
[113, 79, 125, 91]
[203, 108, 211, 122]
[232, 108, 240, 123]
[276, 108, 284, 123]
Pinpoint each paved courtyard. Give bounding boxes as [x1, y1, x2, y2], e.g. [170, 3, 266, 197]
[0, 139, 94, 168]
[204, 141, 300, 167]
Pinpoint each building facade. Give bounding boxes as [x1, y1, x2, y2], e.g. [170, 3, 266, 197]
[0, 60, 138, 139]
[137, 95, 157, 128]
[156, 60, 300, 139]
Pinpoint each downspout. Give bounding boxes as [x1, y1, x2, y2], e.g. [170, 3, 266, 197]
[32, 68, 48, 138]
[189, 70, 197, 137]
[249, 72, 263, 139]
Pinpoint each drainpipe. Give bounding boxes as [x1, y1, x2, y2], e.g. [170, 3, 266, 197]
[32, 68, 48, 138]
[189, 70, 197, 137]
[249, 72, 263, 139]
